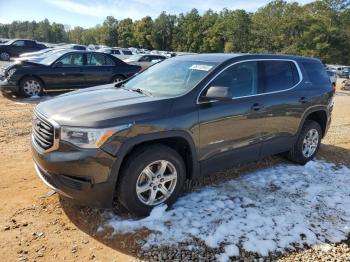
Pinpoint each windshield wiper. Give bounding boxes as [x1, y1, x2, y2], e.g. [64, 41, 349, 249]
[131, 88, 153, 97]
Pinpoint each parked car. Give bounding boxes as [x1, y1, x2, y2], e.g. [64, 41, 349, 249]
[0, 50, 141, 97]
[326, 70, 337, 87]
[0, 39, 47, 61]
[99, 48, 133, 60]
[60, 44, 87, 50]
[335, 66, 350, 78]
[124, 54, 166, 70]
[31, 54, 333, 216]
[340, 67, 350, 79]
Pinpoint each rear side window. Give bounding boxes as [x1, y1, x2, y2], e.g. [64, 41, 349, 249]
[302, 61, 330, 85]
[261, 61, 300, 93]
[87, 53, 115, 66]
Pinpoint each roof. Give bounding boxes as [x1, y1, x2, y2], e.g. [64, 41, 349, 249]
[174, 53, 320, 63]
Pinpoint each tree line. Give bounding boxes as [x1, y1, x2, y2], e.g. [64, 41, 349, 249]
[0, 0, 349, 64]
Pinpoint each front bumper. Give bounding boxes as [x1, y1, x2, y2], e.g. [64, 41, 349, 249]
[32, 141, 118, 208]
[0, 79, 19, 94]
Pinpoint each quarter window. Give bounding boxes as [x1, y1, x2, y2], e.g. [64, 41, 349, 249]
[58, 53, 84, 66]
[302, 61, 330, 85]
[210, 61, 259, 98]
[261, 61, 299, 93]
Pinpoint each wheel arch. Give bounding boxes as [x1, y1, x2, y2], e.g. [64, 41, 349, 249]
[18, 74, 46, 89]
[298, 106, 328, 138]
[109, 131, 199, 186]
[110, 74, 126, 83]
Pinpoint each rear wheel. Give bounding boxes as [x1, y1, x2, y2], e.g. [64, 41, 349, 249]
[286, 120, 322, 164]
[20, 77, 43, 97]
[0, 52, 10, 61]
[111, 75, 125, 84]
[116, 144, 186, 216]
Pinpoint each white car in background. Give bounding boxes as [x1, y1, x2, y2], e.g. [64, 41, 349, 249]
[326, 70, 337, 87]
[123, 54, 166, 70]
[100, 48, 133, 60]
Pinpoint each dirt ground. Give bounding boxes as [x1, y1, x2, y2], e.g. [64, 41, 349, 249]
[0, 79, 349, 262]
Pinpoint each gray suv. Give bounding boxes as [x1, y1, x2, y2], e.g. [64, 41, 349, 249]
[31, 54, 334, 216]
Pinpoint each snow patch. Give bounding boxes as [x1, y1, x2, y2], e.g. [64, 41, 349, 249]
[101, 160, 350, 259]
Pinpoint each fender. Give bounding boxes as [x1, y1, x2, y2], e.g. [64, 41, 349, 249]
[107, 130, 200, 184]
[296, 105, 329, 137]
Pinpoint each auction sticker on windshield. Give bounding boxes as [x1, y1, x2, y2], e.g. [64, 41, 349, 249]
[190, 64, 213, 71]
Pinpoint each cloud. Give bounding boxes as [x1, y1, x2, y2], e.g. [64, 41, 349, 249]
[45, 0, 314, 21]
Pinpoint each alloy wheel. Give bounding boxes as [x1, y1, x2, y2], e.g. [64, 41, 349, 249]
[136, 160, 178, 206]
[23, 79, 41, 97]
[302, 128, 319, 158]
[113, 77, 123, 83]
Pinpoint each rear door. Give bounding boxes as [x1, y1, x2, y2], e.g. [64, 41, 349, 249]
[24, 40, 40, 52]
[258, 60, 304, 156]
[198, 60, 266, 175]
[84, 53, 116, 85]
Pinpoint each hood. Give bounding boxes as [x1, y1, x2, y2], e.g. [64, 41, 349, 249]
[35, 85, 173, 127]
[16, 60, 45, 67]
[3, 60, 45, 76]
[14, 56, 43, 63]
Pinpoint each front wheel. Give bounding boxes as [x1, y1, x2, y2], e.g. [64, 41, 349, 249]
[20, 77, 43, 97]
[116, 144, 186, 216]
[286, 120, 322, 164]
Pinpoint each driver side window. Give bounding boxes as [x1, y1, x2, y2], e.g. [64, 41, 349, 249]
[57, 53, 84, 67]
[210, 61, 259, 98]
[12, 40, 25, 47]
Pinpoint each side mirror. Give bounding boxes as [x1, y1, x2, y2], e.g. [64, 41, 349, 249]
[203, 86, 232, 101]
[54, 61, 63, 67]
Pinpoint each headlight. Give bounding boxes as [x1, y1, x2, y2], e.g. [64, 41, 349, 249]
[60, 124, 131, 149]
[6, 68, 16, 79]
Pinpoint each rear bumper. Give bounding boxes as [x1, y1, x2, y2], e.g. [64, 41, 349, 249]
[0, 79, 19, 94]
[32, 141, 118, 208]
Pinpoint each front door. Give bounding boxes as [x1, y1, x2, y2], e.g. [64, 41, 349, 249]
[42, 53, 86, 89]
[198, 60, 267, 175]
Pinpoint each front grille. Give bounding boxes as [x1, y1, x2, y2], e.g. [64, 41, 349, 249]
[32, 113, 54, 150]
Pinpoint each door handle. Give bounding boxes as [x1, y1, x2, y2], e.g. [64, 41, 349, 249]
[299, 97, 308, 104]
[251, 103, 264, 111]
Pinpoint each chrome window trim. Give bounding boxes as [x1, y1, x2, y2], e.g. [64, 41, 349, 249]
[32, 110, 60, 153]
[196, 59, 303, 104]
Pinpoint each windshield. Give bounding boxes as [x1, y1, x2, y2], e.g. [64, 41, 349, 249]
[123, 58, 217, 97]
[39, 50, 69, 65]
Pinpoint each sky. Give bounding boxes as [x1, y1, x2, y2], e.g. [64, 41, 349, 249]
[0, 0, 314, 28]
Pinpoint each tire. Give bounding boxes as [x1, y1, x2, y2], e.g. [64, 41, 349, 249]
[0, 52, 10, 61]
[19, 77, 43, 97]
[116, 144, 186, 216]
[111, 75, 125, 84]
[286, 120, 322, 165]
